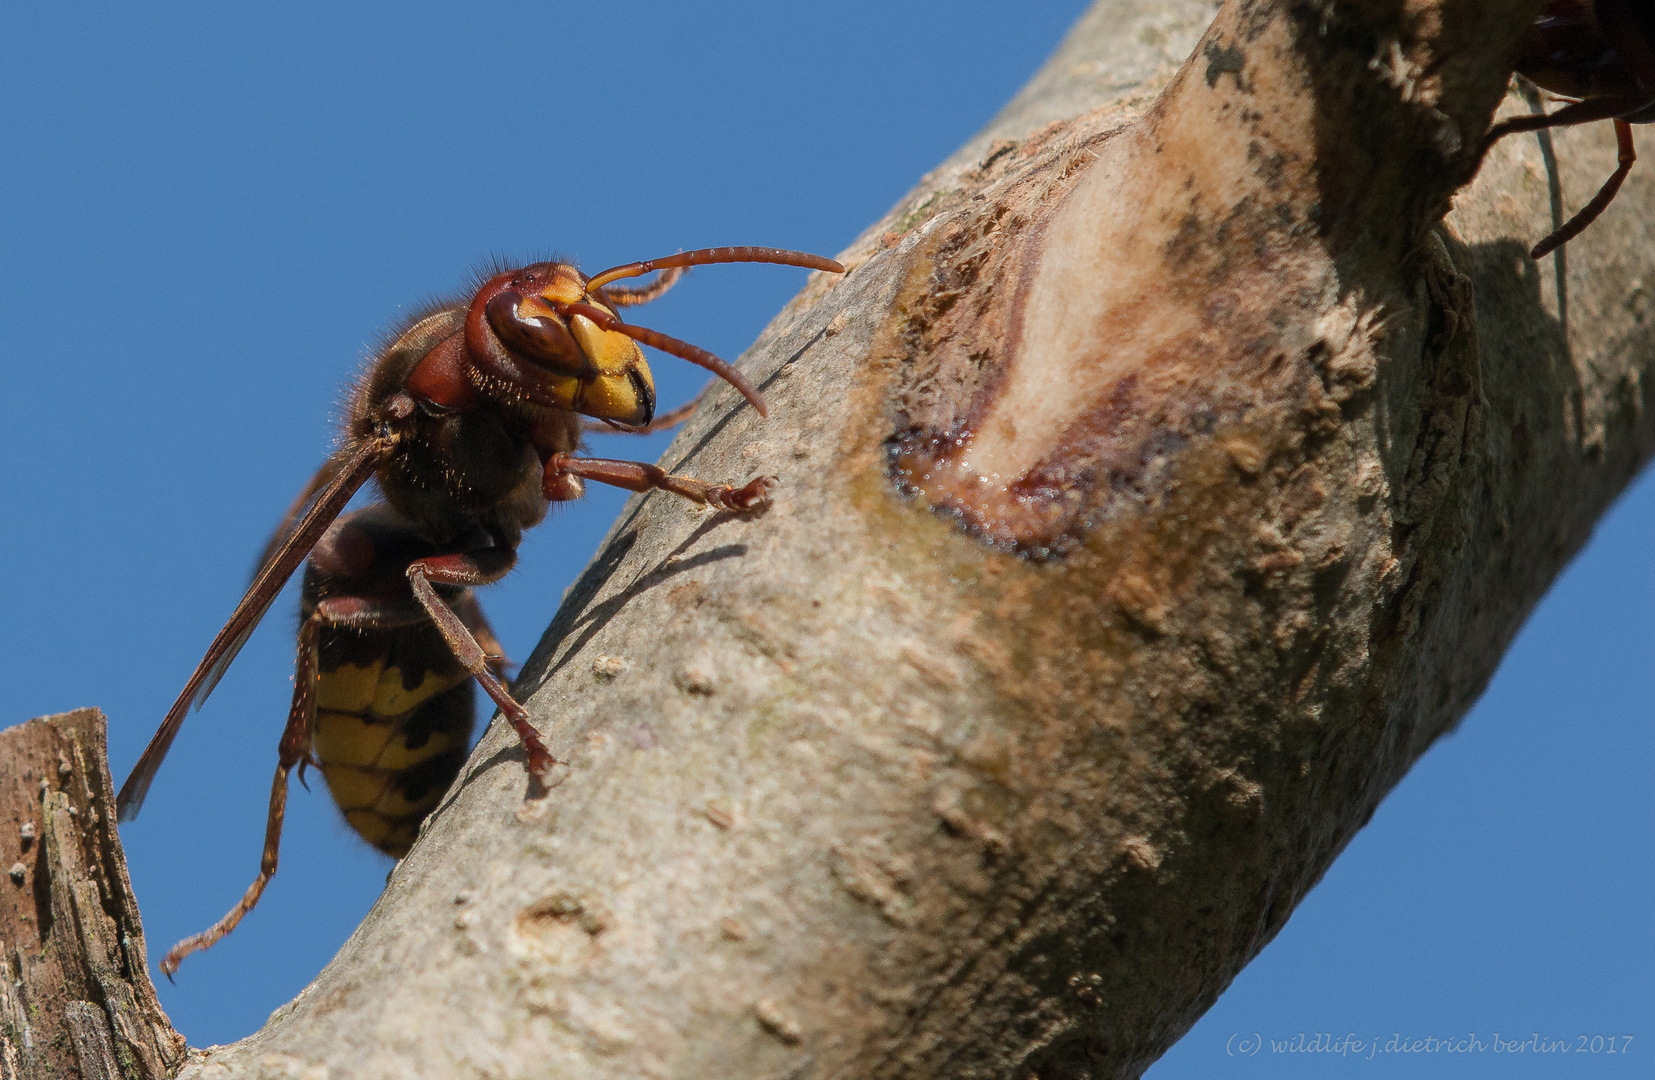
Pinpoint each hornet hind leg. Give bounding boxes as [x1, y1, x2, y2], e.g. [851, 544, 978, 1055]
[159, 596, 430, 976]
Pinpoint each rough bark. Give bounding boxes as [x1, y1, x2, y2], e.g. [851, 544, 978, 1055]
[168, 0, 1653, 1077]
[0, 710, 187, 1080]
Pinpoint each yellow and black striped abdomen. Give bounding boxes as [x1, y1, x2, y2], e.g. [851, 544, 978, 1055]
[311, 620, 477, 857]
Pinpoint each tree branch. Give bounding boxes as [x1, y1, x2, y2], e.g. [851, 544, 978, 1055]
[0, 709, 186, 1080]
[174, 0, 1652, 1076]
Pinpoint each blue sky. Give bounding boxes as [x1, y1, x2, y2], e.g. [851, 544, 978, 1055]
[1, 2, 1648, 1072]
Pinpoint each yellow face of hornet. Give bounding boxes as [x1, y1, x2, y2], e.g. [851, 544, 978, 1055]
[482, 262, 656, 426]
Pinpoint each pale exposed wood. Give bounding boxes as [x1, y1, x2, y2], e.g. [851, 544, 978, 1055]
[0, 710, 187, 1080]
[163, 0, 1654, 1077]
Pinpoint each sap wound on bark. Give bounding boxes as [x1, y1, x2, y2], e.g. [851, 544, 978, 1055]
[884, 63, 1336, 558]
